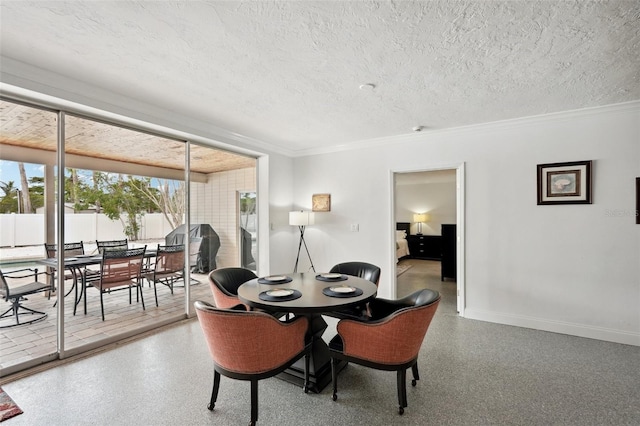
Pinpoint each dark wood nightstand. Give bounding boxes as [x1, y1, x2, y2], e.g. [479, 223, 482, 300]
[406, 234, 442, 260]
[441, 224, 457, 281]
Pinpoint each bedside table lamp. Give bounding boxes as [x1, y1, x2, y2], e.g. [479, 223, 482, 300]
[413, 213, 429, 235]
[289, 210, 316, 273]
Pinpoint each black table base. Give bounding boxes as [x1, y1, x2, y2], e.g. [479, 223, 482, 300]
[277, 357, 346, 394]
[276, 313, 346, 393]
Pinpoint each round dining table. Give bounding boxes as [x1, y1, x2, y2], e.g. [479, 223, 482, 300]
[238, 272, 378, 393]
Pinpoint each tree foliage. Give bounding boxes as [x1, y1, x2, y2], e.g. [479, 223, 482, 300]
[76, 172, 164, 241]
[0, 180, 18, 213]
[1, 162, 186, 240]
[128, 178, 185, 230]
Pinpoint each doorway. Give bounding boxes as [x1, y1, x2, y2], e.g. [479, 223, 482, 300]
[238, 191, 257, 271]
[391, 164, 465, 315]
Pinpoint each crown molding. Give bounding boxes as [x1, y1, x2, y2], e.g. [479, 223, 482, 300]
[291, 100, 640, 157]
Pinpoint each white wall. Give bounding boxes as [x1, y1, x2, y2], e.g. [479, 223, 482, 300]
[292, 102, 640, 346]
[266, 153, 296, 275]
[396, 180, 457, 236]
[4, 61, 636, 345]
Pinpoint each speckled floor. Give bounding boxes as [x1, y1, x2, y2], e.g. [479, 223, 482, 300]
[2, 259, 639, 425]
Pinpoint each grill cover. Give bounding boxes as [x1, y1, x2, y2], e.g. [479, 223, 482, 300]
[165, 224, 220, 273]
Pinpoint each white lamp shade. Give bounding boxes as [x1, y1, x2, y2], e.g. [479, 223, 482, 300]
[289, 211, 315, 226]
[413, 213, 429, 223]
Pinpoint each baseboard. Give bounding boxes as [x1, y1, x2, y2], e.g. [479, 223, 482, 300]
[464, 308, 640, 347]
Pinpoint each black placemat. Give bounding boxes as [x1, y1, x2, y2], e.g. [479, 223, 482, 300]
[259, 289, 302, 302]
[257, 276, 293, 285]
[322, 286, 363, 298]
[315, 274, 348, 282]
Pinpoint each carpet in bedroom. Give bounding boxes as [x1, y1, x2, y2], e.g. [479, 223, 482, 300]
[396, 262, 413, 276]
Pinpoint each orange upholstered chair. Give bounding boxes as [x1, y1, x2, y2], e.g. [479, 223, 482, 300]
[194, 301, 310, 426]
[329, 289, 440, 415]
[208, 267, 257, 309]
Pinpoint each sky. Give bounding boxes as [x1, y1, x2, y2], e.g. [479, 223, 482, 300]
[0, 160, 44, 190]
[0, 159, 175, 194]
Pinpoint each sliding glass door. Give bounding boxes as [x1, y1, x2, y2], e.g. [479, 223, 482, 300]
[0, 95, 259, 376]
[188, 143, 257, 311]
[0, 100, 58, 373]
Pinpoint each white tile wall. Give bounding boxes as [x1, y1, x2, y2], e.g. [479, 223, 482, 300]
[191, 167, 256, 268]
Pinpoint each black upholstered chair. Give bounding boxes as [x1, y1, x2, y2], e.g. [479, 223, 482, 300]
[330, 261, 381, 285]
[329, 289, 440, 415]
[208, 267, 290, 320]
[208, 267, 257, 310]
[326, 261, 381, 319]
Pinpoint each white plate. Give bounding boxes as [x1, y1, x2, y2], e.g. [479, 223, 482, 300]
[330, 285, 356, 294]
[266, 289, 294, 297]
[321, 273, 342, 279]
[65, 257, 78, 261]
[76, 254, 95, 258]
[264, 275, 287, 282]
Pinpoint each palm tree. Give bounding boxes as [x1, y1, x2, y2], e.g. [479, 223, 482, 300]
[0, 180, 18, 213]
[18, 162, 32, 213]
[0, 180, 16, 197]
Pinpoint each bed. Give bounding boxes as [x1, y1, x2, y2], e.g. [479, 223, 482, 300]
[396, 222, 411, 262]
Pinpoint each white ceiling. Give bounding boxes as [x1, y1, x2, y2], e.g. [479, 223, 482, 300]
[1, 1, 638, 155]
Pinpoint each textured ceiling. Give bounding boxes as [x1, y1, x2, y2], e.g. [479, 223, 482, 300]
[1, 1, 638, 154]
[0, 100, 256, 175]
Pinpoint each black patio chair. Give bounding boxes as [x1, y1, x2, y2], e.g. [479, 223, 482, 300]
[0, 268, 51, 328]
[143, 244, 185, 307]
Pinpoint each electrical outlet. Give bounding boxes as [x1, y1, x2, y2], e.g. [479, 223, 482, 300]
[350, 224, 359, 232]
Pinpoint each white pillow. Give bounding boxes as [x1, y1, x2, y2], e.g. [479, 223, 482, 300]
[396, 230, 407, 239]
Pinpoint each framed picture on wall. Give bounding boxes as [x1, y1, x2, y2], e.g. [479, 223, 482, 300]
[312, 193, 331, 212]
[537, 160, 592, 205]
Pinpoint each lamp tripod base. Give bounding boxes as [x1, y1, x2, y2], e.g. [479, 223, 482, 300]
[293, 226, 315, 273]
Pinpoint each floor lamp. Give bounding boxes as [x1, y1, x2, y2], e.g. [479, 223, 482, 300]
[290, 210, 316, 273]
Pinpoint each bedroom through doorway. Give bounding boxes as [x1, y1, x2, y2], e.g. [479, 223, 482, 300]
[392, 165, 465, 315]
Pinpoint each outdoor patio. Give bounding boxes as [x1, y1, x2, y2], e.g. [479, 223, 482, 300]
[0, 243, 213, 375]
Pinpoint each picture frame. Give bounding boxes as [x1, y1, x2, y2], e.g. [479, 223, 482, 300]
[537, 160, 592, 205]
[312, 193, 331, 212]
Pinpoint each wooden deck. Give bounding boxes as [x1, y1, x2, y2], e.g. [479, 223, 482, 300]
[1, 273, 213, 375]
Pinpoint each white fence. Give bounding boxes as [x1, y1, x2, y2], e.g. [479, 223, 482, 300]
[0, 213, 175, 248]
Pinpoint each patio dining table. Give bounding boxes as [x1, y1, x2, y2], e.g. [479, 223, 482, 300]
[36, 249, 157, 315]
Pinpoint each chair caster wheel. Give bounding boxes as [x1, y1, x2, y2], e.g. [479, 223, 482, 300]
[411, 379, 417, 386]
[398, 407, 404, 415]
[303, 385, 309, 394]
[249, 421, 255, 426]
[207, 403, 215, 411]
[332, 393, 337, 401]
